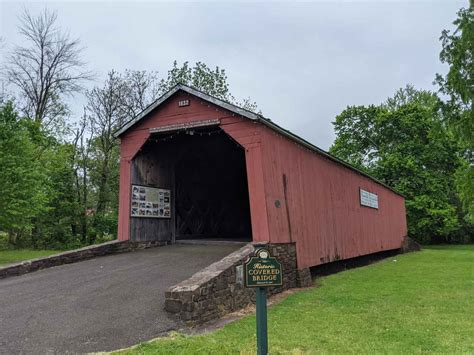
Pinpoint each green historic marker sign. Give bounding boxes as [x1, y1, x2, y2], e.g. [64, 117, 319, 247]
[245, 248, 283, 287]
[244, 246, 283, 355]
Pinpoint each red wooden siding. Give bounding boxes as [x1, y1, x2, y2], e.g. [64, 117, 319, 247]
[117, 89, 407, 270]
[258, 127, 407, 269]
[221, 121, 271, 243]
[117, 91, 269, 241]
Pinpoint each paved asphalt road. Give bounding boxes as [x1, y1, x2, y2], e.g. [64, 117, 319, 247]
[0, 243, 240, 354]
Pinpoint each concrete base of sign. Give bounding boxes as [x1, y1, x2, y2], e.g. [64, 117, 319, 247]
[164, 242, 312, 325]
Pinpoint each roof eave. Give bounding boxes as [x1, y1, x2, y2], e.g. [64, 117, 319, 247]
[113, 83, 404, 197]
[256, 117, 405, 197]
[114, 84, 261, 138]
[114, 85, 181, 138]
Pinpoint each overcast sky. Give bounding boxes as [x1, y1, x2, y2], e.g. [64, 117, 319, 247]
[0, 0, 467, 149]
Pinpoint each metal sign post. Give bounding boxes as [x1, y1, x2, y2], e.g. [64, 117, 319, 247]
[256, 287, 268, 355]
[244, 244, 283, 355]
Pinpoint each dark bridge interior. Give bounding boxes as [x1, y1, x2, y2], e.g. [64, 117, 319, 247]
[131, 127, 252, 242]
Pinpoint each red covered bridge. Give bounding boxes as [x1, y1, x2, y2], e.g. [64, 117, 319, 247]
[115, 84, 407, 269]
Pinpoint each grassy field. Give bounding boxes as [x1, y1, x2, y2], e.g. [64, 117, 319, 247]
[0, 249, 63, 266]
[116, 245, 473, 354]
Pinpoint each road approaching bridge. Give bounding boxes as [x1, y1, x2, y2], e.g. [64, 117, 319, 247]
[0, 243, 239, 354]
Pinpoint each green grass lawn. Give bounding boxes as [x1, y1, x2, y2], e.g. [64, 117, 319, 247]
[0, 249, 63, 266]
[116, 245, 474, 354]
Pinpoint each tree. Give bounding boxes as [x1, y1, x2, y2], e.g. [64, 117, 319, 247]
[122, 69, 160, 117]
[85, 70, 152, 242]
[4, 8, 91, 130]
[0, 102, 46, 245]
[71, 114, 93, 243]
[436, 4, 474, 222]
[86, 71, 128, 220]
[159, 61, 233, 101]
[329, 105, 383, 172]
[34, 141, 79, 248]
[330, 86, 467, 243]
[159, 61, 260, 113]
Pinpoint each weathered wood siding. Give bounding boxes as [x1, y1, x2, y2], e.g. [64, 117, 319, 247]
[117, 91, 267, 241]
[129, 145, 175, 242]
[117, 89, 407, 270]
[258, 127, 407, 269]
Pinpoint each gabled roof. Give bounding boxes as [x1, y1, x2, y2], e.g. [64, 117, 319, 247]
[114, 84, 403, 197]
[114, 84, 261, 137]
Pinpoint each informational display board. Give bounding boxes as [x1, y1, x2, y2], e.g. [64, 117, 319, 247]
[130, 184, 171, 218]
[360, 188, 379, 209]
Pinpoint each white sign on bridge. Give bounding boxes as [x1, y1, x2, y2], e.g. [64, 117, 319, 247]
[360, 189, 379, 209]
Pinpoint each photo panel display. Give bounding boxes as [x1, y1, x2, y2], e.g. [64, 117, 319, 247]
[131, 185, 171, 218]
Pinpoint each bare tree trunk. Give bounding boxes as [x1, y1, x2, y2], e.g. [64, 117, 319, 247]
[96, 158, 110, 215]
[71, 116, 92, 244]
[31, 222, 39, 249]
[8, 229, 17, 247]
[81, 163, 88, 243]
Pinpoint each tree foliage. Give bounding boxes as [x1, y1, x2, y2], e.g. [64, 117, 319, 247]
[0, 102, 46, 245]
[437, 4, 474, 142]
[159, 61, 260, 113]
[436, 4, 474, 223]
[84, 71, 129, 242]
[331, 86, 471, 243]
[33, 142, 79, 248]
[1, 9, 262, 249]
[159, 61, 233, 101]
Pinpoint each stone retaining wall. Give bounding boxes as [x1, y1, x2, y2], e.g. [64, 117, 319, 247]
[401, 236, 422, 253]
[164, 242, 311, 324]
[0, 240, 167, 280]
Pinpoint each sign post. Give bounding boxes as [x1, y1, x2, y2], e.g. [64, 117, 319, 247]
[256, 287, 268, 355]
[244, 244, 282, 355]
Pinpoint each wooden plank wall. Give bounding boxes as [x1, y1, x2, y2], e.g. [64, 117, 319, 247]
[129, 142, 175, 242]
[117, 91, 233, 241]
[117, 91, 263, 241]
[117, 89, 407, 271]
[259, 127, 407, 269]
[220, 119, 271, 242]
